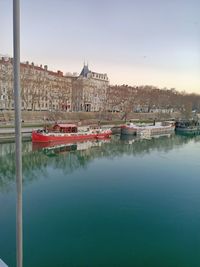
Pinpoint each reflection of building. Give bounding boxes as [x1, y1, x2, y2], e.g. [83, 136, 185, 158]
[0, 135, 199, 192]
[0, 141, 32, 157]
[76, 140, 109, 151]
[72, 64, 109, 112]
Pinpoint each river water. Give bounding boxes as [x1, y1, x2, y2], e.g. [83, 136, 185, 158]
[0, 134, 200, 267]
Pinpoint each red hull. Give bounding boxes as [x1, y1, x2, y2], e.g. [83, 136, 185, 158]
[32, 130, 112, 143]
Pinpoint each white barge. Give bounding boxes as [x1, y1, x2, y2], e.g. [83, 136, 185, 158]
[121, 122, 175, 136]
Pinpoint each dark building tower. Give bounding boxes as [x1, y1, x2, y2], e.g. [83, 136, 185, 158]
[72, 64, 109, 112]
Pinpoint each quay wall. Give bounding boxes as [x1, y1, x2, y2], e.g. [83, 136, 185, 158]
[0, 111, 180, 125]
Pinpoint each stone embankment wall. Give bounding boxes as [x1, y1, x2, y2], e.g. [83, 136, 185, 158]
[0, 110, 180, 125]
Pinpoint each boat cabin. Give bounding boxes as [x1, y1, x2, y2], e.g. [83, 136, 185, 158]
[175, 120, 200, 129]
[52, 123, 78, 133]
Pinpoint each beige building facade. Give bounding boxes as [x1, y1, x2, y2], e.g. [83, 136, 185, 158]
[72, 64, 109, 112]
[0, 58, 109, 113]
[0, 57, 74, 112]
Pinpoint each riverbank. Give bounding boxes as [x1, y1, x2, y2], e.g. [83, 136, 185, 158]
[0, 110, 180, 125]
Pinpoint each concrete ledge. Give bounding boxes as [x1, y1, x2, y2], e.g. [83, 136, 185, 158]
[0, 127, 39, 143]
[0, 259, 8, 267]
[1, 110, 180, 124]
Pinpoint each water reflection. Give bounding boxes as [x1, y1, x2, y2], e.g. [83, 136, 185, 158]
[0, 133, 200, 191]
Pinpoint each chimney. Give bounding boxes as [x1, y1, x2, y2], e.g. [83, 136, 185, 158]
[44, 65, 48, 71]
[40, 64, 42, 68]
[26, 61, 29, 65]
[57, 70, 63, 76]
[31, 62, 34, 67]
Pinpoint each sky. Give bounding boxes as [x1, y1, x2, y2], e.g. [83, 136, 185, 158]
[1, 0, 200, 93]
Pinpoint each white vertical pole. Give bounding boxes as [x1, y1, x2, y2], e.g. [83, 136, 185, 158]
[13, 0, 23, 267]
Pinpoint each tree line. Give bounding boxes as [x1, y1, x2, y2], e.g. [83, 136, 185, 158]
[107, 85, 200, 118]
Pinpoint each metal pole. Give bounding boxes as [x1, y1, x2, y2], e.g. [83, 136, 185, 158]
[13, 0, 23, 267]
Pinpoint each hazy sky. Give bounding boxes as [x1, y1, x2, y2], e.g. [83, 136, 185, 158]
[1, 0, 200, 93]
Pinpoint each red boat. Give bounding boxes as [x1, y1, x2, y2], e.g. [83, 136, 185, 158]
[32, 123, 112, 143]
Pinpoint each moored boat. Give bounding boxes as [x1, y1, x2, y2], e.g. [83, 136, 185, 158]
[32, 123, 112, 143]
[175, 120, 200, 134]
[111, 125, 122, 134]
[121, 123, 138, 135]
[121, 121, 175, 136]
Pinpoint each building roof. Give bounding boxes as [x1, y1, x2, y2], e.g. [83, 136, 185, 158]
[54, 124, 77, 128]
[80, 64, 90, 77]
[0, 57, 65, 78]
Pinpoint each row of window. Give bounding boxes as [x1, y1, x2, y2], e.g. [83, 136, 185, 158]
[0, 95, 6, 100]
[92, 73, 107, 80]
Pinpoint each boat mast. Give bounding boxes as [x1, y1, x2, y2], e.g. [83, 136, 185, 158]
[13, 0, 23, 266]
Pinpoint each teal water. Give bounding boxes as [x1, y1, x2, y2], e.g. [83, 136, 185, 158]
[0, 134, 200, 267]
